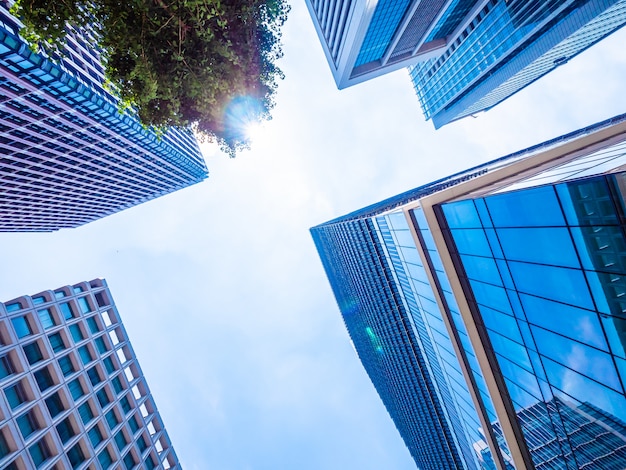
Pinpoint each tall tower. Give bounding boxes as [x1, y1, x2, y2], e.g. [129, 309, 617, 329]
[312, 113, 626, 469]
[305, 0, 626, 127]
[0, 6, 208, 232]
[0, 279, 180, 469]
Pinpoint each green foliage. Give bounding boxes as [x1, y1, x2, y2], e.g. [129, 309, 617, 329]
[11, 0, 290, 156]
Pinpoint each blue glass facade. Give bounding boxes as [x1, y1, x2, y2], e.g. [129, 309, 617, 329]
[312, 114, 626, 469]
[0, 7, 207, 232]
[410, 0, 626, 127]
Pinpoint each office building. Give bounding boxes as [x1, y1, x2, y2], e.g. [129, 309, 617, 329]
[305, 0, 626, 127]
[0, 279, 179, 469]
[311, 113, 626, 469]
[0, 5, 208, 232]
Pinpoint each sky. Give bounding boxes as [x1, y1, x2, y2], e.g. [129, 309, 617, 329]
[2, 3, 626, 470]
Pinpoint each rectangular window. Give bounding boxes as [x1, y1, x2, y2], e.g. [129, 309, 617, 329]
[59, 302, 75, 320]
[69, 324, 84, 343]
[68, 378, 84, 401]
[29, 438, 50, 468]
[55, 417, 75, 444]
[88, 425, 104, 448]
[0, 355, 15, 379]
[96, 388, 110, 408]
[98, 448, 113, 469]
[66, 443, 85, 469]
[87, 316, 100, 334]
[23, 342, 44, 365]
[87, 367, 101, 386]
[123, 451, 135, 470]
[105, 409, 118, 430]
[120, 395, 132, 414]
[78, 402, 94, 424]
[0, 430, 10, 458]
[11, 316, 32, 338]
[37, 309, 55, 329]
[78, 346, 93, 365]
[95, 336, 108, 355]
[111, 375, 124, 395]
[48, 332, 66, 352]
[128, 414, 140, 434]
[45, 392, 65, 418]
[114, 430, 128, 451]
[5, 382, 28, 409]
[77, 297, 91, 314]
[58, 355, 75, 377]
[145, 454, 156, 470]
[33, 367, 54, 392]
[103, 356, 116, 375]
[136, 434, 147, 452]
[17, 409, 39, 439]
[6, 302, 22, 312]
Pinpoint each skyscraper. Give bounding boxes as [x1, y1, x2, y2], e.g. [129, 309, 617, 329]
[311, 113, 626, 469]
[0, 6, 208, 232]
[305, 0, 626, 127]
[0, 279, 180, 469]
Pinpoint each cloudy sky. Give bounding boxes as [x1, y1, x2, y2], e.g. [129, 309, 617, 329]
[2, 3, 626, 469]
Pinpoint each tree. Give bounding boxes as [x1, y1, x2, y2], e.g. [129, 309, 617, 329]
[11, 0, 290, 156]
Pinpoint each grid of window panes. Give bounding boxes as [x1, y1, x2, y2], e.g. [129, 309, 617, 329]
[311, 219, 467, 470]
[440, 173, 626, 469]
[0, 6, 207, 232]
[409, 0, 626, 126]
[0, 280, 179, 469]
[307, 0, 355, 65]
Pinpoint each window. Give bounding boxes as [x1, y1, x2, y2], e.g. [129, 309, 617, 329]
[77, 297, 91, 314]
[6, 302, 22, 312]
[54, 291, 67, 299]
[95, 336, 108, 355]
[88, 425, 104, 448]
[94, 292, 108, 308]
[98, 448, 113, 469]
[66, 443, 85, 469]
[56, 417, 75, 444]
[111, 375, 124, 395]
[120, 395, 132, 414]
[59, 302, 75, 320]
[103, 356, 116, 374]
[32, 296, 45, 305]
[0, 430, 10, 458]
[145, 454, 156, 470]
[33, 367, 54, 392]
[28, 438, 50, 468]
[23, 342, 44, 365]
[78, 346, 93, 365]
[58, 355, 76, 377]
[73, 286, 83, 293]
[123, 451, 136, 470]
[114, 430, 128, 451]
[136, 434, 147, 453]
[45, 392, 65, 418]
[69, 324, 84, 343]
[96, 388, 110, 407]
[87, 316, 100, 334]
[87, 366, 101, 386]
[37, 309, 55, 329]
[128, 414, 140, 434]
[105, 409, 119, 430]
[0, 355, 15, 380]
[11, 316, 32, 338]
[5, 382, 28, 409]
[17, 409, 39, 439]
[48, 332, 66, 352]
[68, 378, 84, 401]
[78, 402, 94, 424]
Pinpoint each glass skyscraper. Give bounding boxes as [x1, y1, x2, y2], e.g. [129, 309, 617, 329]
[305, 0, 626, 127]
[311, 113, 626, 469]
[0, 279, 179, 469]
[0, 5, 208, 232]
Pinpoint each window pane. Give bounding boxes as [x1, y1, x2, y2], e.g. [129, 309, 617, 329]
[0, 355, 15, 379]
[88, 425, 104, 448]
[128, 415, 139, 434]
[77, 297, 91, 314]
[105, 410, 118, 430]
[96, 388, 110, 407]
[5, 382, 27, 409]
[48, 333, 65, 353]
[112, 376, 123, 395]
[87, 367, 101, 386]
[136, 434, 147, 452]
[6, 302, 22, 312]
[11, 316, 32, 338]
[103, 356, 116, 374]
[78, 346, 93, 365]
[37, 309, 55, 330]
[28, 439, 50, 468]
[123, 451, 135, 470]
[98, 448, 113, 469]
[56, 417, 75, 444]
[58, 355, 76, 377]
[114, 430, 127, 451]
[45, 393, 65, 418]
[69, 324, 84, 343]
[33, 368, 54, 392]
[68, 379, 84, 401]
[95, 337, 108, 355]
[17, 410, 39, 438]
[59, 302, 74, 320]
[87, 317, 100, 334]
[67, 443, 85, 469]
[120, 395, 132, 414]
[78, 402, 94, 424]
[23, 342, 44, 365]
